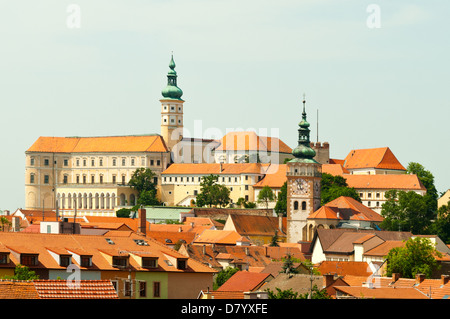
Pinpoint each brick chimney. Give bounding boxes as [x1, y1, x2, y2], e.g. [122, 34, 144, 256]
[138, 208, 146, 236]
[441, 275, 449, 286]
[415, 273, 425, 284]
[323, 273, 335, 288]
[392, 273, 400, 283]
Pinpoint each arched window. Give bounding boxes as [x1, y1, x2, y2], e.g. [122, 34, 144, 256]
[106, 193, 110, 209]
[130, 194, 136, 206]
[294, 201, 299, 210]
[301, 201, 307, 210]
[120, 193, 126, 206]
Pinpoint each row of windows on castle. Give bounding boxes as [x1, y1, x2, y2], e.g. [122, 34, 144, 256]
[162, 174, 262, 185]
[29, 156, 162, 168]
[29, 173, 158, 186]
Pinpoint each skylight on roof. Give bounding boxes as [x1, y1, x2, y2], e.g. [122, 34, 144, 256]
[133, 239, 149, 246]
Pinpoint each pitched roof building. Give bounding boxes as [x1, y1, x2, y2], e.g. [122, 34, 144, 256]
[25, 134, 171, 216]
[214, 131, 292, 164]
[342, 147, 406, 174]
[307, 196, 384, 233]
[0, 231, 216, 299]
[223, 214, 286, 245]
[216, 270, 273, 292]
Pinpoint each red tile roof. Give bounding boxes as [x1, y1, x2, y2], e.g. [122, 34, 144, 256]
[26, 135, 168, 153]
[344, 174, 426, 191]
[334, 285, 428, 299]
[318, 261, 373, 277]
[0, 280, 39, 299]
[0, 231, 215, 274]
[226, 215, 286, 237]
[308, 196, 384, 222]
[216, 271, 272, 292]
[33, 280, 119, 299]
[322, 164, 350, 176]
[253, 164, 287, 188]
[215, 131, 292, 153]
[199, 290, 244, 299]
[193, 230, 243, 245]
[343, 147, 406, 171]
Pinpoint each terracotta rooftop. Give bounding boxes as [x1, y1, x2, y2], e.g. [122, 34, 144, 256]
[199, 290, 244, 299]
[0, 280, 39, 299]
[0, 279, 119, 299]
[253, 164, 287, 188]
[308, 196, 384, 222]
[216, 271, 273, 292]
[334, 285, 428, 299]
[193, 230, 243, 245]
[0, 231, 215, 274]
[342, 147, 406, 171]
[226, 214, 286, 237]
[26, 135, 168, 153]
[318, 261, 373, 277]
[322, 164, 350, 176]
[215, 131, 292, 154]
[181, 244, 307, 271]
[344, 174, 426, 191]
[33, 280, 119, 299]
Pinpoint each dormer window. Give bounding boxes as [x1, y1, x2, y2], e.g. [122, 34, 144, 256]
[113, 256, 129, 268]
[142, 257, 158, 269]
[80, 256, 92, 267]
[177, 259, 187, 270]
[21, 254, 39, 266]
[60, 255, 72, 267]
[0, 253, 9, 264]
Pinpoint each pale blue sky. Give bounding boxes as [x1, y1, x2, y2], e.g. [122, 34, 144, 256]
[0, 0, 448, 211]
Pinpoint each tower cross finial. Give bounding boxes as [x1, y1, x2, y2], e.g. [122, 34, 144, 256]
[302, 94, 307, 118]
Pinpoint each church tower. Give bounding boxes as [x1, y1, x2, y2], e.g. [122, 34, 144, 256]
[160, 54, 184, 152]
[286, 97, 322, 243]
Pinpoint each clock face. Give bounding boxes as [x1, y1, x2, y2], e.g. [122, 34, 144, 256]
[292, 178, 309, 195]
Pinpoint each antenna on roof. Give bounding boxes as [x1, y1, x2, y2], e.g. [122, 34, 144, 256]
[317, 108, 319, 143]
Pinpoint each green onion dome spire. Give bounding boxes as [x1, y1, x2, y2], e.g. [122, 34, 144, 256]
[290, 96, 318, 163]
[161, 54, 183, 101]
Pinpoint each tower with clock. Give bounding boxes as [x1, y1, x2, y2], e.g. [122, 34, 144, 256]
[286, 97, 322, 243]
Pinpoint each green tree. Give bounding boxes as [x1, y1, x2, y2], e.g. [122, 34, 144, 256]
[196, 175, 231, 208]
[267, 287, 299, 299]
[274, 182, 287, 216]
[380, 189, 431, 234]
[406, 162, 438, 217]
[269, 230, 280, 247]
[298, 285, 332, 299]
[321, 173, 361, 205]
[430, 202, 450, 244]
[280, 253, 299, 274]
[385, 237, 441, 279]
[2, 264, 39, 280]
[213, 267, 239, 290]
[116, 207, 132, 218]
[128, 168, 160, 207]
[0, 216, 11, 231]
[257, 186, 275, 209]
